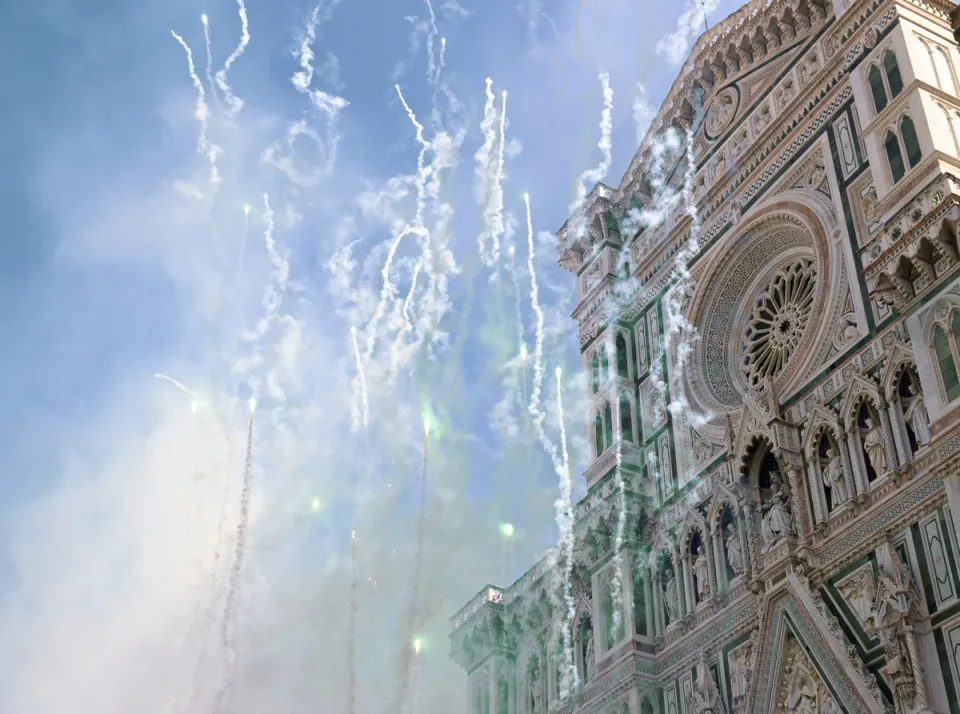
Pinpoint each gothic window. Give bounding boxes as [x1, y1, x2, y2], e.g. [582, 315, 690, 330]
[900, 115, 922, 168]
[885, 129, 906, 184]
[591, 352, 600, 394]
[600, 344, 610, 384]
[884, 49, 903, 97]
[632, 565, 647, 637]
[689, 530, 709, 606]
[604, 402, 614, 448]
[897, 367, 924, 455]
[818, 434, 834, 513]
[616, 333, 630, 378]
[576, 613, 594, 683]
[601, 576, 624, 649]
[475, 683, 490, 714]
[933, 309, 960, 402]
[619, 392, 634, 442]
[869, 64, 888, 113]
[742, 259, 817, 389]
[497, 676, 509, 714]
[640, 698, 655, 714]
[595, 413, 605, 457]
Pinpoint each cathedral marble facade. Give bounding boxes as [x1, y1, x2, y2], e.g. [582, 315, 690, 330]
[450, 0, 960, 711]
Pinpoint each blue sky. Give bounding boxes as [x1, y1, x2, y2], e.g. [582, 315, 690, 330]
[0, 0, 744, 711]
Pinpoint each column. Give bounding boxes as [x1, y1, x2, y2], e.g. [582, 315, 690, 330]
[878, 402, 901, 475]
[710, 523, 726, 593]
[652, 568, 663, 635]
[681, 551, 695, 613]
[887, 400, 910, 466]
[705, 526, 720, 598]
[673, 548, 688, 618]
[737, 507, 752, 580]
[805, 457, 825, 526]
[846, 430, 869, 496]
[644, 572, 654, 639]
[743, 501, 760, 575]
[838, 430, 858, 500]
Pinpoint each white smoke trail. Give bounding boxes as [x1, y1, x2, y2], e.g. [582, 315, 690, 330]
[524, 193, 577, 698]
[155, 373, 201, 403]
[237, 203, 251, 281]
[392, 418, 431, 713]
[569, 73, 613, 229]
[609, 357, 627, 640]
[423, 0, 438, 83]
[348, 530, 358, 714]
[201, 15, 218, 105]
[554, 367, 578, 697]
[395, 86, 430, 230]
[171, 30, 221, 185]
[663, 126, 711, 430]
[436, 37, 447, 83]
[389, 260, 423, 380]
[350, 326, 369, 431]
[475, 79, 497, 265]
[214, 0, 250, 120]
[489, 89, 508, 272]
[212, 401, 256, 714]
[361, 86, 436, 370]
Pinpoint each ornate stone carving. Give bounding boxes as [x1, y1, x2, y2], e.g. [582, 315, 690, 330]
[761, 472, 796, 553]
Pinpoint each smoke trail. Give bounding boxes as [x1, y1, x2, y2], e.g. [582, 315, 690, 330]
[171, 30, 221, 185]
[392, 418, 431, 713]
[350, 326, 369, 431]
[554, 367, 578, 697]
[347, 530, 358, 714]
[201, 14, 218, 106]
[214, 0, 250, 120]
[489, 89, 508, 272]
[524, 193, 577, 697]
[436, 36, 447, 83]
[389, 260, 423, 380]
[237, 203, 251, 281]
[609, 353, 628, 639]
[361, 85, 432, 365]
[423, 0, 438, 83]
[569, 73, 613, 229]
[212, 400, 256, 714]
[155, 373, 201, 403]
[475, 79, 497, 265]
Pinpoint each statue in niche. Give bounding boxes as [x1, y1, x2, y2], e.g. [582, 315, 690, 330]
[663, 564, 680, 623]
[820, 445, 848, 506]
[760, 472, 795, 553]
[729, 645, 750, 702]
[531, 666, 543, 713]
[693, 551, 710, 602]
[724, 522, 744, 575]
[903, 392, 931, 447]
[863, 415, 888, 474]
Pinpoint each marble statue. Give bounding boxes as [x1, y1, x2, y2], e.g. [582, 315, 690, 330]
[725, 522, 744, 575]
[761, 473, 795, 552]
[863, 416, 888, 473]
[820, 446, 848, 506]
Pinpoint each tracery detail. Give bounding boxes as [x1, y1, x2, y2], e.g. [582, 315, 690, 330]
[743, 259, 817, 389]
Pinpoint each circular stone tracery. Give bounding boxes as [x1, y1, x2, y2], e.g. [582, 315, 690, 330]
[690, 214, 828, 413]
[742, 259, 817, 389]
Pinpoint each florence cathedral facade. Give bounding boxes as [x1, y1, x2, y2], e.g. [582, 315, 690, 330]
[450, 0, 960, 711]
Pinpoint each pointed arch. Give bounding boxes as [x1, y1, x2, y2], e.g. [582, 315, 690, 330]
[869, 63, 887, 113]
[884, 48, 903, 97]
[615, 332, 630, 378]
[885, 129, 905, 183]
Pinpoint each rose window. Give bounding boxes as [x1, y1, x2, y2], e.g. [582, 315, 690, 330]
[742, 259, 817, 389]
